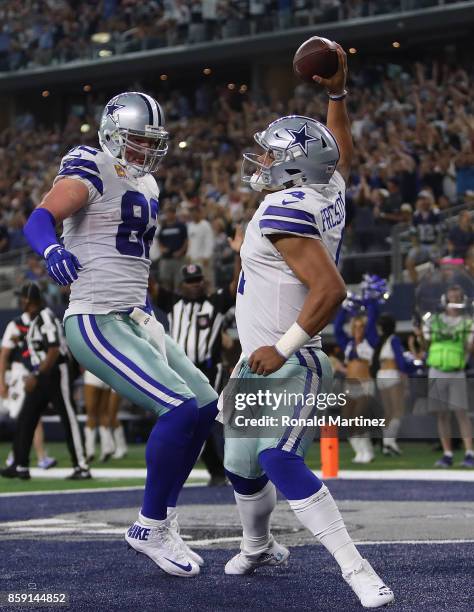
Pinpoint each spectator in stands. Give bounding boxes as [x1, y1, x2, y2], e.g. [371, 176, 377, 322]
[456, 151, 474, 198]
[447, 210, 473, 260]
[405, 191, 442, 283]
[187, 204, 215, 288]
[0, 223, 9, 253]
[157, 204, 188, 292]
[379, 177, 403, 225]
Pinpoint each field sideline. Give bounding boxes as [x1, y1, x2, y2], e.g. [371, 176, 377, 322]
[0, 441, 472, 494]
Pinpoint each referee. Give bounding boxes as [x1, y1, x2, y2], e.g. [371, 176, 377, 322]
[1, 283, 90, 480]
[150, 227, 243, 484]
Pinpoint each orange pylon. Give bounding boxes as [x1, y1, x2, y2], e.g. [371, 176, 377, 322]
[320, 424, 339, 478]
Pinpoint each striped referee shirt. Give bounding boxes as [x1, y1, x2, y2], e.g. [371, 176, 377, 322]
[155, 287, 234, 366]
[26, 308, 69, 369]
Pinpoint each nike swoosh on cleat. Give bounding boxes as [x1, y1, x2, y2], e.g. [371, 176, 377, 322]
[163, 558, 192, 572]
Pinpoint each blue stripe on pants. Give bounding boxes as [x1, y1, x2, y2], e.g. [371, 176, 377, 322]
[78, 314, 186, 409]
[289, 349, 323, 453]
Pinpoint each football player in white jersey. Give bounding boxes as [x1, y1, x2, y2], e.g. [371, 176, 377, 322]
[23, 92, 219, 577]
[222, 47, 394, 608]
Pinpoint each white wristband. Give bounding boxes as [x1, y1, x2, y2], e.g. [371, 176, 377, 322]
[43, 244, 61, 258]
[275, 322, 311, 359]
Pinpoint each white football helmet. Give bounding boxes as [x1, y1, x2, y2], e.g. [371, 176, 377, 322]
[242, 115, 339, 191]
[98, 91, 168, 176]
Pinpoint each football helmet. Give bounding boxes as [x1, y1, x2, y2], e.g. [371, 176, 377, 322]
[241, 115, 339, 191]
[98, 92, 168, 176]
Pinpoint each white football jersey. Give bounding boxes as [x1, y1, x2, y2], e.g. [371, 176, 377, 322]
[235, 171, 346, 356]
[55, 146, 159, 318]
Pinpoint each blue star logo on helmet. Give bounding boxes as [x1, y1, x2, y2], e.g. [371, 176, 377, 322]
[106, 101, 125, 118]
[286, 123, 318, 156]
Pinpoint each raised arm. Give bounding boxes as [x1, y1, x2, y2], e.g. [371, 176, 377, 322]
[313, 45, 353, 183]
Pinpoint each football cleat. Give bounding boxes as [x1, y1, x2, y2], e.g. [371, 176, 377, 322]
[168, 510, 204, 566]
[125, 518, 200, 577]
[225, 536, 290, 575]
[343, 559, 394, 608]
[37, 456, 57, 470]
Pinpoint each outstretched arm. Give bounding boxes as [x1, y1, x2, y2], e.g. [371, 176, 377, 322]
[313, 45, 353, 183]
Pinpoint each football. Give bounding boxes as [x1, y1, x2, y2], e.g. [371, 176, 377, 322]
[293, 36, 339, 82]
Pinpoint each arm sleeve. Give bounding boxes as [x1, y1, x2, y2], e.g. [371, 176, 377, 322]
[53, 146, 103, 202]
[365, 300, 379, 348]
[334, 307, 350, 351]
[391, 336, 409, 373]
[259, 190, 322, 240]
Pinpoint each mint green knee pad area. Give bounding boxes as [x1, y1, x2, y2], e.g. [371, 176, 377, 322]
[223, 350, 333, 479]
[64, 314, 217, 417]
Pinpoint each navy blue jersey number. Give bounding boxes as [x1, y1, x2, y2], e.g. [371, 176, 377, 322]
[116, 191, 158, 258]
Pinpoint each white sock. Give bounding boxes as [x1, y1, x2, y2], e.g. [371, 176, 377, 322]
[445, 451, 453, 458]
[139, 511, 167, 526]
[234, 481, 277, 554]
[348, 437, 359, 454]
[99, 426, 115, 456]
[84, 426, 97, 458]
[288, 485, 362, 574]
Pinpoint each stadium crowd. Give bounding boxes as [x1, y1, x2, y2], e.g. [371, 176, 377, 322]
[0, 57, 472, 294]
[0, 1, 466, 72]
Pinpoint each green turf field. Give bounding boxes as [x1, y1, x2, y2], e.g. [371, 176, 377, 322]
[0, 440, 467, 494]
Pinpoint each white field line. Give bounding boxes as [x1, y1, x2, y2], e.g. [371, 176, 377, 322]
[17, 467, 474, 482]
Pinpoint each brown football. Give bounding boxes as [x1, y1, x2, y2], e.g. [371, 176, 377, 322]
[293, 36, 339, 82]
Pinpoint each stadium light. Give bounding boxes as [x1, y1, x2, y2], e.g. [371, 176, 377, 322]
[41, 90, 50, 98]
[178, 141, 187, 149]
[349, 47, 357, 54]
[203, 68, 212, 75]
[160, 74, 168, 81]
[91, 33, 111, 44]
[80, 124, 91, 134]
[83, 85, 92, 93]
[392, 41, 401, 48]
[98, 49, 113, 58]
[227, 83, 235, 90]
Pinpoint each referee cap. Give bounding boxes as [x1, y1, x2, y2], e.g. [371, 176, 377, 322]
[182, 264, 204, 283]
[16, 282, 42, 302]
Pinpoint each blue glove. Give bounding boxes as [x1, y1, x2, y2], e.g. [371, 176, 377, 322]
[45, 245, 82, 286]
